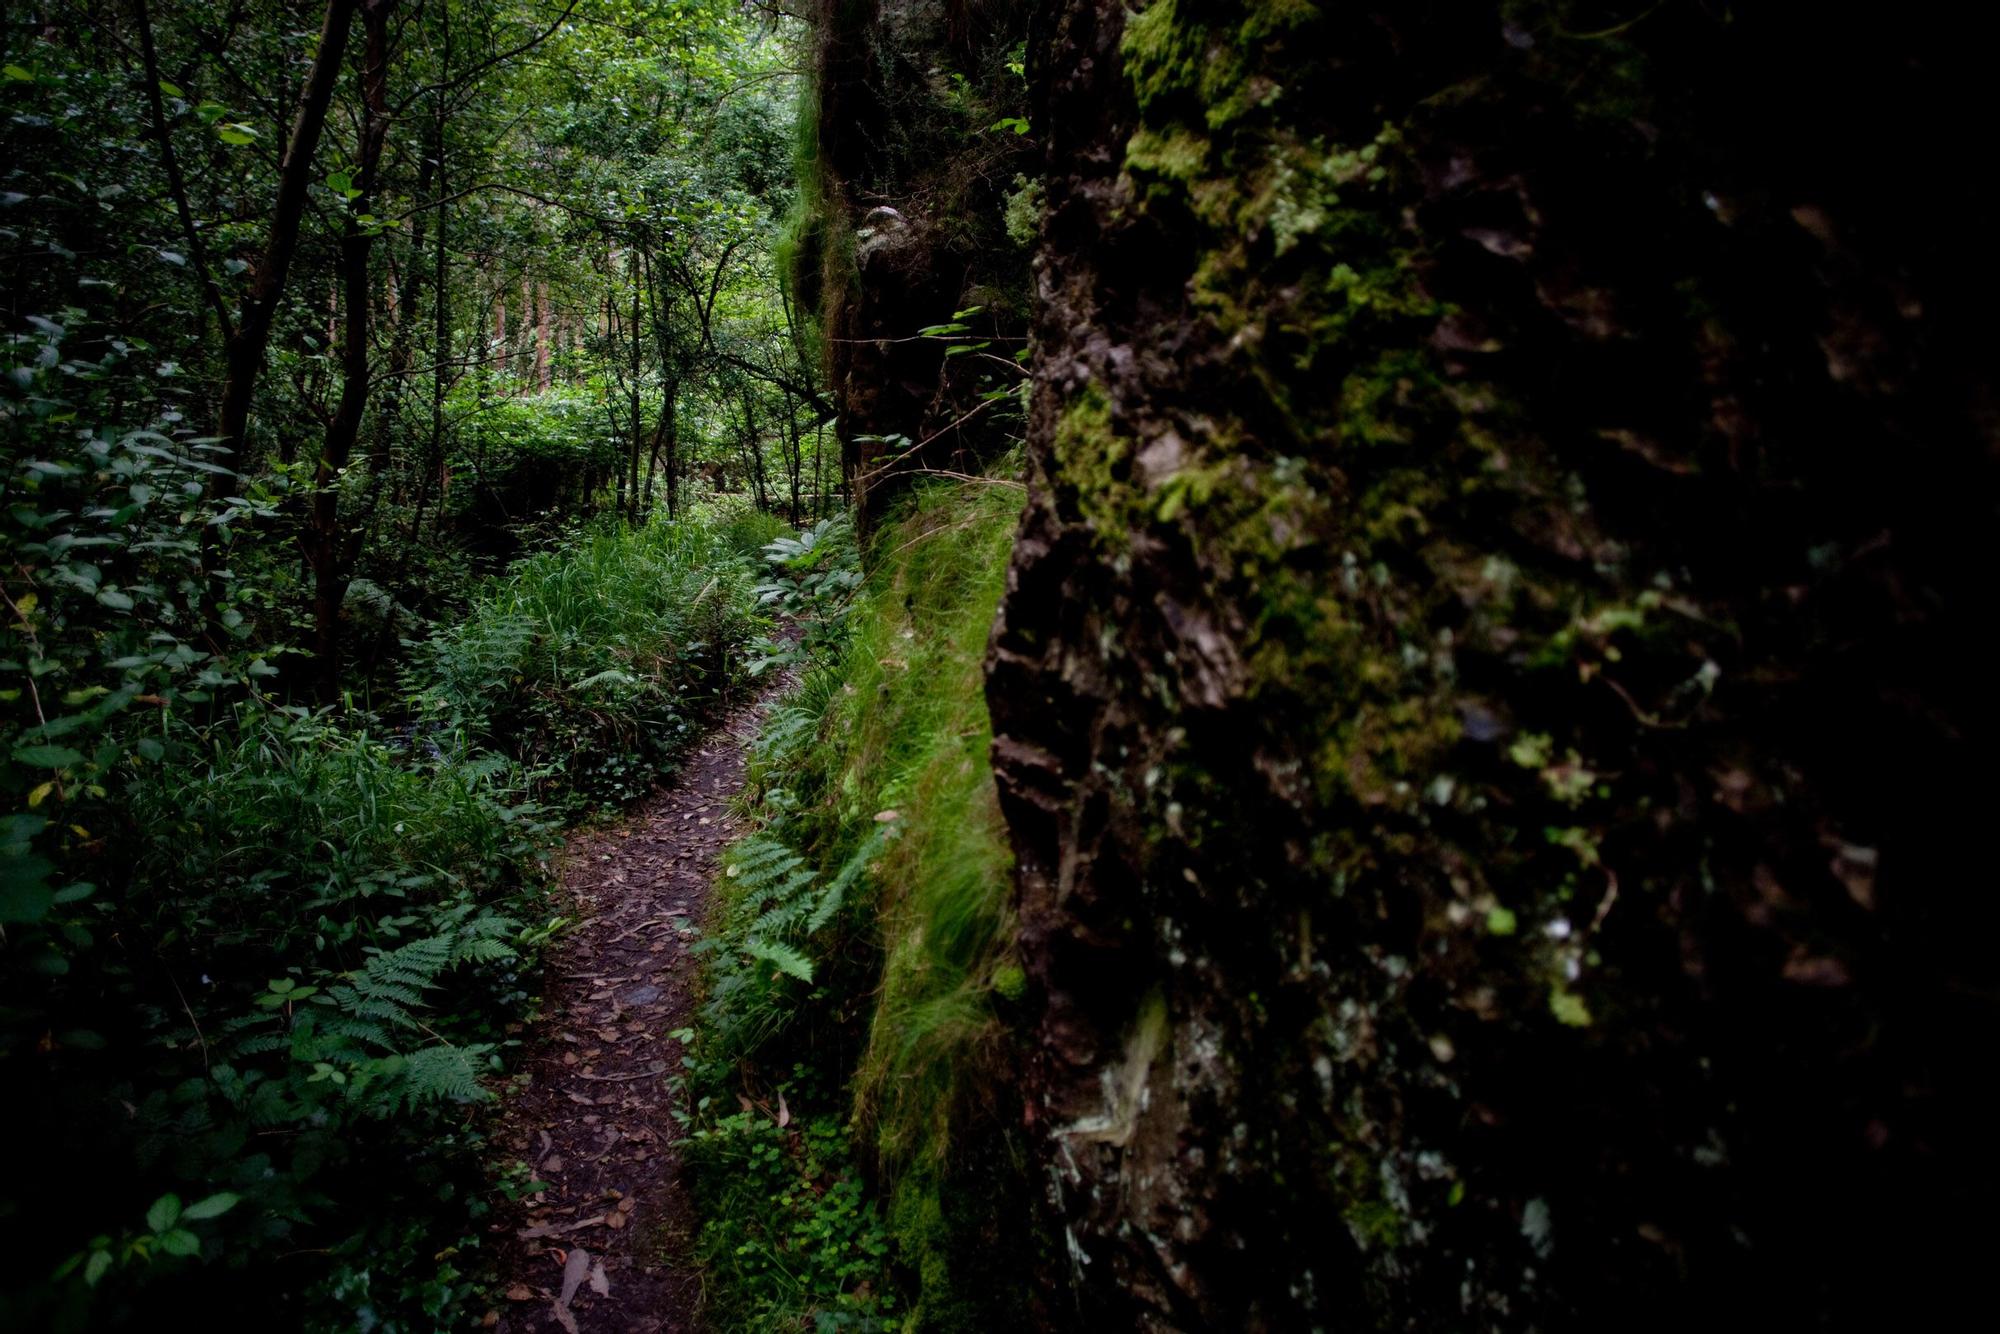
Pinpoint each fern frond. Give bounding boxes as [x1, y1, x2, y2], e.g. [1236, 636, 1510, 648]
[400, 1043, 493, 1106]
[743, 939, 814, 983]
[452, 937, 518, 964]
[807, 824, 887, 932]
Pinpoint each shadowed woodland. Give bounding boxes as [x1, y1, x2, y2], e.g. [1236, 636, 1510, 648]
[4, 1, 1995, 1331]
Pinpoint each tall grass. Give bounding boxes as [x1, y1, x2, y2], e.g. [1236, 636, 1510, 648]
[415, 509, 763, 806]
[127, 709, 543, 960]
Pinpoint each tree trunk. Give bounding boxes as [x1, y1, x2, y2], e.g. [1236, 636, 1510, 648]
[535, 278, 551, 389]
[214, 0, 358, 494]
[304, 0, 394, 702]
[410, 2, 451, 559]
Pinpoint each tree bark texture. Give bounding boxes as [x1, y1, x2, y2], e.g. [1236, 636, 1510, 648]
[986, 3, 2000, 1329]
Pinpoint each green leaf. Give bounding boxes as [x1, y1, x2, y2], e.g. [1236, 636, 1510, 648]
[83, 1250, 112, 1286]
[1485, 906, 1517, 936]
[1549, 987, 1594, 1028]
[11, 744, 83, 768]
[0, 853, 54, 924]
[146, 1194, 181, 1233]
[215, 123, 257, 146]
[157, 80, 183, 98]
[157, 1228, 200, 1257]
[3, 65, 33, 82]
[179, 1192, 241, 1221]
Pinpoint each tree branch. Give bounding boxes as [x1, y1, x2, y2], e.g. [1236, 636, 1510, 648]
[131, 0, 236, 339]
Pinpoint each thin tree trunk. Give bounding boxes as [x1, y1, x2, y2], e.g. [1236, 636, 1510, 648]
[214, 0, 358, 494]
[535, 278, 551, 389]
[305, 0, 394, 701]
[811, 417, 823, 520]
[781, 393, 803, 524]
[637, 245, 680, 519]
[664, 382, 678, 518]
[493, 280, 507, 379]
[368, 147, 435, 476]
[741, 389, 769, 511]
[607, 289, 625, 516]
[132, 0, 234, 339]
[628, 264, 642, 523]
[409, 3, 450, 555]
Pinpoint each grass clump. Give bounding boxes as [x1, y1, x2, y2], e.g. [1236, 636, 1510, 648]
[686, 479, 1042, 1331]
[412, 509, 762, 807]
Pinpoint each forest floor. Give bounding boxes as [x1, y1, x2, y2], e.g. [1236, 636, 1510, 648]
[489, 677, 787, 1333]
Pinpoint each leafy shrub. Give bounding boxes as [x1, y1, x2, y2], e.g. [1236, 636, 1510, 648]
[3, 367, 762, 1328]
[716, 500, 789, 558]
[750, 515, 861, 674]
[3, 703, 555, 1332]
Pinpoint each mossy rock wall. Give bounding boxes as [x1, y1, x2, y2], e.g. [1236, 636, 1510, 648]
[986, 1, 2000, 1327]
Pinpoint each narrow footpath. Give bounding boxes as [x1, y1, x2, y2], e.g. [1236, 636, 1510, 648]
[491, 682, 782, 1333]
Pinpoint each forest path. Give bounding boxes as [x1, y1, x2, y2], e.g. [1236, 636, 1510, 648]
[490, 679, 784, 1334]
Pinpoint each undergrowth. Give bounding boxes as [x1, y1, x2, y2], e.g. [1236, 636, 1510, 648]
[412, 511, 765, 808]
[3, 496, 766, 1331]
[685, 479, 1040, 1331]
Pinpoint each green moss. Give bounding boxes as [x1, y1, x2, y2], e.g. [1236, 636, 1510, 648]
[792, 481, 1036, 1328]
[1052, 385, 1138, 543]
[990, 961, 1026, 1001]
[1121, 0, 1204, 112]
[838, 483, 1038, 1330]
[1124, 124, 1212, 183]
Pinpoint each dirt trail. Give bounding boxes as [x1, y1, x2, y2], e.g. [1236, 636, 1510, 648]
[491, 684, 780, 1333]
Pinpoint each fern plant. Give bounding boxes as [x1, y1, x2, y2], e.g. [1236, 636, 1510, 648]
[699, 825, 889, 1057]
[211, 902, 521, 1124]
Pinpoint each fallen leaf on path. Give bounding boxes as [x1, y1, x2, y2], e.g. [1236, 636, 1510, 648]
[505, 1284, 536, 1302]
[559, 1247, 591, 1305]
[588, 1261, 611, 1296]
